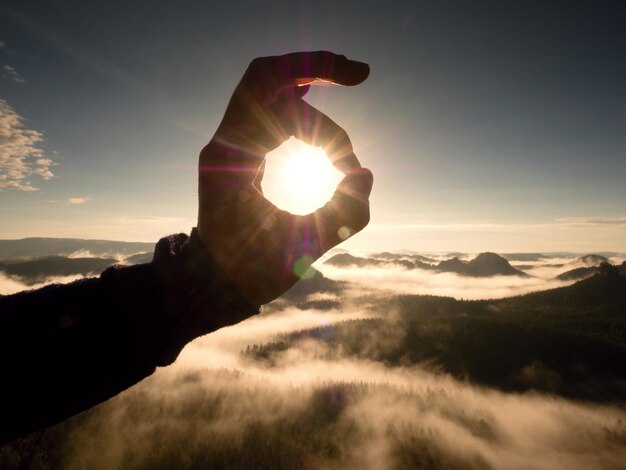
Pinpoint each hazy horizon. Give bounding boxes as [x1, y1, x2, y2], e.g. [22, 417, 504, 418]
[1, 233, 625, 254]
[2, 240, 623, 299]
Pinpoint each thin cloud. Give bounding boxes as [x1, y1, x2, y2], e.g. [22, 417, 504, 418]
[368, 222, 552, 233]
[369, 218, 626, 234]
[66, 197, 90, 205]
[2, 64, 24, 83]
[0, 98, 54, 191]
[118, 216, 188, 225]
[555, 216, 626, 227]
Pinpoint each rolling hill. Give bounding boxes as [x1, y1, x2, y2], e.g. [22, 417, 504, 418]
[326, 252, 528, 277]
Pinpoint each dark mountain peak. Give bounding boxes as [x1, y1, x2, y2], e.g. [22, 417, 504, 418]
[372, 252, 400, 260]
[436, 252, 527, 277]
[472, 252, 504, 262]
[468, 252, 527, 277]
[281, 267, 342, 301]
[325, 253, 373, 267]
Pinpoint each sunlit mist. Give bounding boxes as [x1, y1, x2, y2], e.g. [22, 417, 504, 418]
[262, 138, 344, 215]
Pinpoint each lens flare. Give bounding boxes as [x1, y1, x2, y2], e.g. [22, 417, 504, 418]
[293, 255, 315, 278]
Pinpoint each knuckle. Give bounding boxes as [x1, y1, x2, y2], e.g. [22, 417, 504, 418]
[246, 56, 273, 78]
[247, 56, 263, 70]
[357, 209, 370, 232]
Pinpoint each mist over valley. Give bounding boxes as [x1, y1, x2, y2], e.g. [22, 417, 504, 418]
[1, 239, 625, 469]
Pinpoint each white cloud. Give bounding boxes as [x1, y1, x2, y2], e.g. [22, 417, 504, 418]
[182, 307, 372, 360]
[66, 197, 90, 205]
[319, 264, 575, 300]
[3, 64, 24, 83]
[0, 98, 54, 191]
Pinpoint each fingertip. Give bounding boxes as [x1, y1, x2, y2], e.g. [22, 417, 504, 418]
[354, 167, 374, 196]
[339, 167, 374, 197]
[334, 54, 369, 86]
[347, 61, 370, 85]
[294, 53, 370, 87]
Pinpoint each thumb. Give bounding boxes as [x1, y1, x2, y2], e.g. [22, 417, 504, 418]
[338, 167, 374, 199]
[307, 167, 373, 252]
[331, 167, 373, 235]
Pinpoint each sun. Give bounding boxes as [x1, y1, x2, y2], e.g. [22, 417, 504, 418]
[262, 138, 345, 215]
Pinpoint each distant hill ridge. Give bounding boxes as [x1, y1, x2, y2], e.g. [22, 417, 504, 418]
[556, 266, 598, 281]
[0, 237, 154, 260]
[326, 251, 528, 277]
[578, 254, 609, 266]
[440, 252, 528, 277]
[0, 257, 117, 285]
[554, 255, 621, 281]
[505, 262, 626, 310]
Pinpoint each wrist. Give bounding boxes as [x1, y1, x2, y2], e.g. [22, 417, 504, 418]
[152, 229, 260, 363]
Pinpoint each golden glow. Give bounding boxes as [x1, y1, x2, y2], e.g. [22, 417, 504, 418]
[262, 138, 344, 215]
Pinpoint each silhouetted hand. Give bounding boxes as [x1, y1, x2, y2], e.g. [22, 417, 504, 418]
[198, 51, 373, 305]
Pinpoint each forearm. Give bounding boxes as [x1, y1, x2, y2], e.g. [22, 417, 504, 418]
[0, 230, 259, 444]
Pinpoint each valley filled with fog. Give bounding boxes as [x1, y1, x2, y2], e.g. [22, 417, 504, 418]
[1, 239, 625, 469]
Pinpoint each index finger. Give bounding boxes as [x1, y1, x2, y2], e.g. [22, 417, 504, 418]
[246, 51, 370, 93]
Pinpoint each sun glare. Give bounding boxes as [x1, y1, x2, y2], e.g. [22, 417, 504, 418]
[262, 138, 345, 215]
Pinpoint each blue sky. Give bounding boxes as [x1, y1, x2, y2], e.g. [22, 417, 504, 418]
[1, 1, 625, 251]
